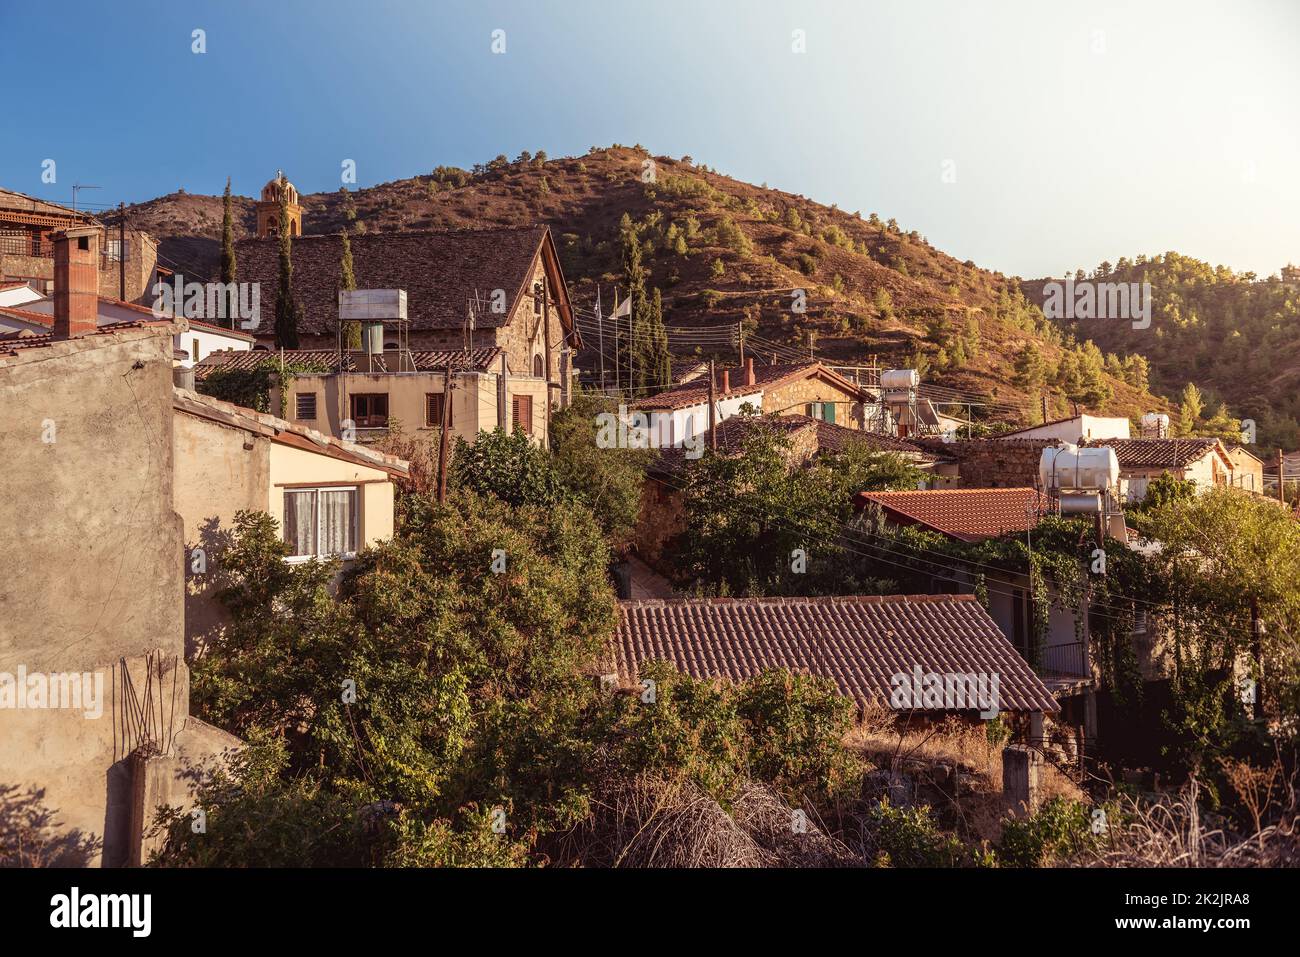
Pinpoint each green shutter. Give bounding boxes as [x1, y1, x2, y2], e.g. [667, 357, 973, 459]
[823, 402, 835, 423]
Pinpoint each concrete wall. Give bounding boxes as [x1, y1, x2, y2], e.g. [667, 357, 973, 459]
[0, 328, 189, 866]
[1000, 415, 1130, 444]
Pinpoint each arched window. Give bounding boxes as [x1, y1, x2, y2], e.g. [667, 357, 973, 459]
[533, 354, 544, 378]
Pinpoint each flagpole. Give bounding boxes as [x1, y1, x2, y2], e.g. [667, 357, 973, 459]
[597, 285, 606, 391]
[613, 283, 620, 393]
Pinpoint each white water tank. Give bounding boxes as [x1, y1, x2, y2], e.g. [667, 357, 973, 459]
[880, 369, 919, 390]
[1040, 444, 1120, 492]
[1140, 412, 1170, 437]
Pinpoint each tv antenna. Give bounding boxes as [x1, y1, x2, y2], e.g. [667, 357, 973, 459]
[71, 184, 101, 212]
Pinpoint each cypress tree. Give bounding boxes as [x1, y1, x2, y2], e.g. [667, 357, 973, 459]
[274, 189, 302, 349]
[649, 288, 671, 390]
[339, 228, 360, 349]
[220, 177, 237, 327]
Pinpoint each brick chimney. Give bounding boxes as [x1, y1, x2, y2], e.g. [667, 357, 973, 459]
[744, 357, 755, 386]
[721, 369, 730, 394]
[53, 226, 102, 339]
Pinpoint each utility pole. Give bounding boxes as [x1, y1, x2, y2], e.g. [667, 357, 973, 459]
[437, 365, 452, 504]
[708, 359, 717, 451]
[118, 203, 126, 301]
[1041, 394, 1048, 425]
[737, 321, 745, 366]
[613, 284, 620, 393]
[596, 286, 606, 391]
[1278, 448, 1286, 506]
[1250, 596, 1265, 716]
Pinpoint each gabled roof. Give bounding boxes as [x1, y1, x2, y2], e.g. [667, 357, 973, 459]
[631, 361, 870, 411]
[856, 487, 1049, 542]
[613, 595, 1058, 714]
[173, 387, 409, 477]
[0, 187, 95, 224]
[194, 346, 504, 381]
[652, 413, 938, 477]
[1084, 437, 1223, 469]
[234, 225, 576, 341]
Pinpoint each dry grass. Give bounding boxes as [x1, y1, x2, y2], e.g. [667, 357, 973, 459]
[554, 773, 857, 868]
[844, 706, 1085, 844]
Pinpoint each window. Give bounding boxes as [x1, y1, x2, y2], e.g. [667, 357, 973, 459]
[805, 401, 836, 423]
[512, 395, 533, 435]
[105, 238, 129, 262]
[282, 487, 358, 559]
[296, 393, 317, 420]
[533, 280, 544, 315]
[425, 392, 451, 428]
[532, 354, 544, 378]
[350, 393, 388, 428]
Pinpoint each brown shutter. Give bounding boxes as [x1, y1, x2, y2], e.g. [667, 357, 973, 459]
[512, 395, 533, 435]
[426, 392, 450, 428]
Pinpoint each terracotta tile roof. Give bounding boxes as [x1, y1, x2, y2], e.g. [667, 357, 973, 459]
[613, 595, 1059, 714]
[856, 487, 1050, 542]
[631, 361, 870, 411]
[0, 319, 173, 358]
[1083, 437, 1223, 469]
[194, 346, 504, 380]
[652, 414, 937, 477]
[172, 387, 410, 477]
[234, 225, 572, 338]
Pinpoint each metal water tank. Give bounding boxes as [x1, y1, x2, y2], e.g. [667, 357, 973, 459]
[1039, 444, 1120, 491]
[880, 369, 919, 390]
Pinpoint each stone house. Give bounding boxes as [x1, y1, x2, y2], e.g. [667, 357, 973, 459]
[0, 186, 159, 304]
[630, 359, 875, 447]
[233, 221, 579, 397]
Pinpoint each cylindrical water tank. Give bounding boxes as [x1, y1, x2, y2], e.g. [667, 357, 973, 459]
[363, 322, 384, 354]
[1058, 492, 1103, 515]
[880, 369, 919, 390]
[1141, 412, 1169, 430]
[1040, 444, 1120, 492]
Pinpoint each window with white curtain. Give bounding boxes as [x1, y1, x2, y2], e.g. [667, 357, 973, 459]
[282, 487, 358, 559]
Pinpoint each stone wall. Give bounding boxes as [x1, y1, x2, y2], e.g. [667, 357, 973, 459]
[913, 437, 1058, 489]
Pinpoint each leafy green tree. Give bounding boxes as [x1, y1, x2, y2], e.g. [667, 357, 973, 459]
[1013, 342, 1045, 390]
[549, 392, 653, 544]
[449, 427, 572, 509]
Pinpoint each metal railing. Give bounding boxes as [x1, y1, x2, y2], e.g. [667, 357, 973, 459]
[1038, 641, 1088, 678]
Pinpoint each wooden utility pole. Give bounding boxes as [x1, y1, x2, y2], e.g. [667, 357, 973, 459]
[1041, 395, 1048, 425]
[118, 203, 126, 301]
[437, 365, 452, 504]
[597, 287, 606, 390]
[1278, 449, 1286, 506]
[708, 359, 717, 451]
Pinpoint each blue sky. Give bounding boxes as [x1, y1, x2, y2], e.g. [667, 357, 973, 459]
[3, 0, 1297, 278]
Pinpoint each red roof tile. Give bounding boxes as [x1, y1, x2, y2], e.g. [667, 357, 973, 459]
[613, 595, 1058, 714]
[193, 346, 503, 380]
[1083, 437, 1222, 469]
[856, 487, 1049, 542]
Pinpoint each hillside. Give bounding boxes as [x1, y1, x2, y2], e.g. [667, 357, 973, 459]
[1022, 254, 1300, 449]
[119, 146, 1168, 429]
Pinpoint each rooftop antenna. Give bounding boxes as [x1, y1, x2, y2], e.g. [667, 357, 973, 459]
[71, 183, 101, 213]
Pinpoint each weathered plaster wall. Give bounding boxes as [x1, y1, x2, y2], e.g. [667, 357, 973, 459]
[0, 328, 187, 866]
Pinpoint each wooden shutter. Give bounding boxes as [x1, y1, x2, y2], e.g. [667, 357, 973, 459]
[823, 402, 836, 424]
[426, 393, 450, 428]
[296, 393, 317, 420]
[512, 395, 533, 435]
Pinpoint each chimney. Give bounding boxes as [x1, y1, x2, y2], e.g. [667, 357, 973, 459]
[53, 226, 102, 339]
[744, 357, 755, 386]
[721, 369, 730, 394]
